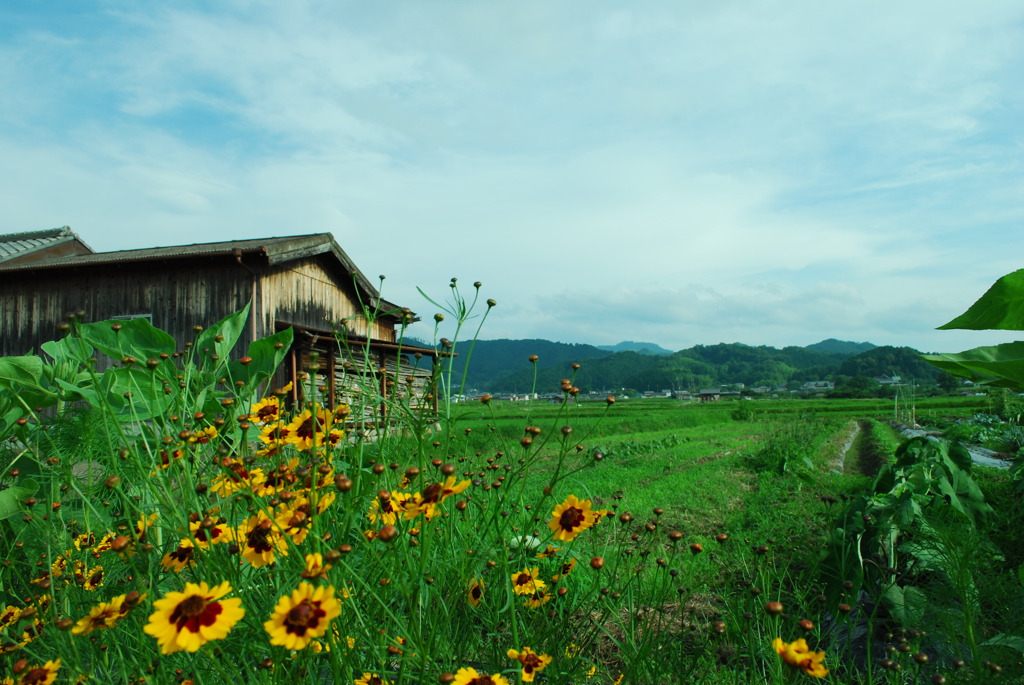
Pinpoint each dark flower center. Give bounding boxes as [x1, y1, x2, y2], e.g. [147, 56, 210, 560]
[559, 507, 585, 530]
[284, 599, 325, 636]
[169, 594, 223, 634]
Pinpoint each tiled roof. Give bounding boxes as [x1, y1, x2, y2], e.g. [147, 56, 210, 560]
[0, 226, 93, 263]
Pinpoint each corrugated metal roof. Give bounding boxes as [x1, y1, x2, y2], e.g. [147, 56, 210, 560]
[0, 226, 92, 263]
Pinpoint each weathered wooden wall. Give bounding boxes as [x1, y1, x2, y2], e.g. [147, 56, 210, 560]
[0, 261, 252, 356]
[0, 253, 398, 358]
[257, 257, 396, 344]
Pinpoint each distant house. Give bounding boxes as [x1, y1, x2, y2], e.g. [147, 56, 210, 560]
[699, 388, 721, 402]
[800, 380, 835, 393]
[0, 230, 438, 418]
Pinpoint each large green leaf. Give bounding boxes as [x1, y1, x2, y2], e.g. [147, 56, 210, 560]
[922, 342, 1024, 391]
[881, 584, 927, 626]
[41, 336, 94, 364]
[195, 303, 251, 371]
[940, 269, 1024, 330]
[0, 355, 43, 387]
[0, 478, 38, 520]
[227, 326, 292, 391]
[80, 317, 176, 361]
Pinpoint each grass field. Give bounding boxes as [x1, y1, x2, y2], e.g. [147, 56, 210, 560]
[2, 329, 1018, 685]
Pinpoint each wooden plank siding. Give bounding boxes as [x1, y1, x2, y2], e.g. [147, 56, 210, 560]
[0, 261, 251, 356]
[258, 258, 396, 345]
[0, 233, 439, 422]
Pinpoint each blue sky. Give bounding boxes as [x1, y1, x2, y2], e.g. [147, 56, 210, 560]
[4, 1, 1024, 354]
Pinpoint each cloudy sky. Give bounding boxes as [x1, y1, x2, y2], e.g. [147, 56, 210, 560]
[3, 1, 1024, 354]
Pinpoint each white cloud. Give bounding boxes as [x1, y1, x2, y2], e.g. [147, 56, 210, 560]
[2, 0, 1024, 354]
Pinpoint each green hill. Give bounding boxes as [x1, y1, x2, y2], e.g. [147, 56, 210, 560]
[447, 338, 938, 395]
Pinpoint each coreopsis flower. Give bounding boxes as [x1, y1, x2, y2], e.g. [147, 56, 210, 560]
[189, 519, 228, 549]
[80, 565, 104, 591]
[451, 667, 509, 685]
[275, 504, 313, 545]
[301, 553, 332, 579]
[254, 458, 300, 496]
[551, 557, 577, 582]
[154, 447, 184, 472]
[188, 426, 218, 445]
[507, 647, 553, 683]
[467, 578, 484, 607]
[39, 555, 68, 582]
[137, 513, 159, 541]
[285, 406, 333, 451]
[8, 658, 60, 684]
[399, 492, 438, 522]
[437, 475, 471, 502]
[72, 595, 126, 636]
[355, 674, 392, 685]
[263, 582, 341, 650]
[210, 459, 266, 497]
[510, 568, 546, 596]
[73, 533, 98, 551]
[143, 581, 244, 655]
[548, 495, 600, 542]
[161, 539, 197, 573]
[522, 591, 553, 608]
[0, 605, 20, 629]
[773, 638, 828, 678]
[367, 495, 401, 526]
[258, 420, 293, 446]
[249, 396, 282, 425]
[535, 545, 562, 559]
[234, 513, 289, 568]
[91, 533, 115, 554]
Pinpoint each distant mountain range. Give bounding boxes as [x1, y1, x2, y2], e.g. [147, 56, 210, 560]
[441, 338, 940, 393]
[596, 341, 674, 355]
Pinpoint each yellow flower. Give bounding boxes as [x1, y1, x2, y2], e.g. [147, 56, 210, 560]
[548, 495, 599, 542]
[551, 557, 577, 582]
[451, 667, 509, 685]
[284, 406, 333, 451]
[72, 591, 146, 636]
[301, 553, 333, 579]
[522, 590, 553, 608]
[72, 596, 126, 636]
[189, 518, 229, 549]
[535, 545, 562, 559]
[10, 659, 60, 684]
[210, 459, 266, 497]
[507, 647, 552, 683]
[264, 582, 342, 650]
[188, 425, 218, 445]
[144, 581, 244, 654]
[510, 568, 546, 596]
[233, 512, 289, 568]
[161, 539, 197, 573]
[368, 494, 403, 526]
[773, 638, 828, 679]
[249, 396, 282, 425]
[354, 675, 393, 685]
[467, 578, 485, 607]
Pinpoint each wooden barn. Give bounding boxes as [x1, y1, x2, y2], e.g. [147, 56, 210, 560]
[0, 230, 438, 418]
